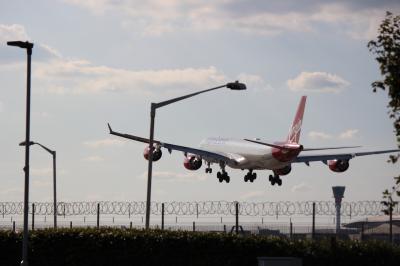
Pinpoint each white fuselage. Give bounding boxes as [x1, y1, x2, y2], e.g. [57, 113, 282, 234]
[199, 137, 290, 170]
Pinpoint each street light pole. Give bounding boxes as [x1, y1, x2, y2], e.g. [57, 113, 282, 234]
[20, 141, 57, 229]
[144, 81, 246, 229]
[7, 40, 34, 266]
[52, 150, 57, 229]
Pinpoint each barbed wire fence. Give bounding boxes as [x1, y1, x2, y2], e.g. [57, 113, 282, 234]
[1, 201, 398, 217]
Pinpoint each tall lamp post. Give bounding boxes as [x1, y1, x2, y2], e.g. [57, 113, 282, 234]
[7, 40, 34, 266]
[145, 81, 246, 229]
[20, 141, 57, 229]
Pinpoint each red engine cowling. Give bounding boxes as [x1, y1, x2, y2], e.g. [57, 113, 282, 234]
[273, 165, 292, 176]
[328, 159, 349, 172]
[183, 156, 202, 170]
[143, 146, 162, 161]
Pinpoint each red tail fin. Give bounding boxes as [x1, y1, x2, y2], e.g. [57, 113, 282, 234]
[287, 96, 307, 143]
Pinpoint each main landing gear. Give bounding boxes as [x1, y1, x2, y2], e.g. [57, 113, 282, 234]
[269, 174, 282, 186]
[217, 162, 230, 183]
[244, 170, 256, 182]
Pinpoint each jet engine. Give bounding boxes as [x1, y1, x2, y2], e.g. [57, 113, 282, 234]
[143, 146, 162, 161]
[273, 165, 292, 176]
[183, 155, 202, 170]
[328, 159, 349, 172]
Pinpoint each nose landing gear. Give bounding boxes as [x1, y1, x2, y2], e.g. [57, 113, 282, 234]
[205, 162, 212, 173]
[269, 174, 282, 186]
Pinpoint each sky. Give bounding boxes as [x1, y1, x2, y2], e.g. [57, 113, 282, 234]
[0, 0, 399, 204]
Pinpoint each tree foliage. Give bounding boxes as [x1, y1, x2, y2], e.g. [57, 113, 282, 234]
[368, 11, 400, 212]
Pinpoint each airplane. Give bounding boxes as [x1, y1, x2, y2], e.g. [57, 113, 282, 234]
[107, 96, 400, 186]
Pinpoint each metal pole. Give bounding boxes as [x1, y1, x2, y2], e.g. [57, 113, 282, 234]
[21, 44, 33, 266]
[192, 221, 195, 232]
[53, 152, 57, 229]
[161, 203, 164, 230]
[312, 202, 315, 240]
[389, 205, 393, 244]
[70, 221, 72, 229]
[13, 221, 16, 233]
[97, 203, 100, 229]
[145, 104, 156, 229]
[235, 202, 239, 235]
[290, 219, 293, 240]
[31, 203, 35, 231]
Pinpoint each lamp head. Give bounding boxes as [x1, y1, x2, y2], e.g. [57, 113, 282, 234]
[227, 81, 246, 90]
[7, 41, 34, 49]
[19, 141, 35, 146]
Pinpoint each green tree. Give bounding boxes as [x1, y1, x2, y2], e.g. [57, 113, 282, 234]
[368, 11, 400, 212]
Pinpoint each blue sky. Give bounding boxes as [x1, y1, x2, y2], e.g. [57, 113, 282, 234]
[0, 0, 399, 203]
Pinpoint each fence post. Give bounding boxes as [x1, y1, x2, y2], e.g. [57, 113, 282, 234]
[161, 203, 165, 230]
[175, 216, 177, 224]
[361, 222, 365, 241]
[130, 221, 132, 229]
[32, 203, 35, 231]
[13, 221, 16, 233]
[70, 221, 72, 229]
[312, 202, 315, 240]
[290, 219, 293, 240]
[97, 203, 100, 229]
[235, 201, 239, 235]
[193, 221, 195, 232]
[2, 203, 4, 218]
[128, 203, 131, 219]
[196, 203, 199, 219]
[220, 217, 222, 224]
[224, 224, 226, 233]
[390, 205, 393, 244]
[63, 203, 65, 219]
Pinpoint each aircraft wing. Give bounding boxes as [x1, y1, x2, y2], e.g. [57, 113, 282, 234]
[294, 149, 400, 164]
[107, 123, 235, 164]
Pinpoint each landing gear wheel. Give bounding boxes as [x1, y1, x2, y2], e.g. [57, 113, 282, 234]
[217, 172, 223, 182]
[250, 173, 257, 182]
[205, 168, 212, 174]
[244, 176, 249, 182]
[225, 175, 230, 183]
[277, 178, 282, 186]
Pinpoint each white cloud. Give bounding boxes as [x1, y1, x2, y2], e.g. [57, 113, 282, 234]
[31, 167, 66, 177]
[291, 183, 311, 193]
[0, 24, 30, 44]
[62, 1, 397, 39]
[82, 155, 105, 162]
[138, 171, 207, 183]
[339, 129, 358, 140]
[34, 59, 228, 95]
[83, 138, 126, 148]
[237, 73, 273, 92]
[32, 179, 51, 188]
[239, 190, 266, 200]
[31, 167, 53, 177]
[308, 131, 332, 140]
[287, 72, 349, 93]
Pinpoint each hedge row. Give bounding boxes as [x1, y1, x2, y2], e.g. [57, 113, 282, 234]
[0, 228, 399, 266]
